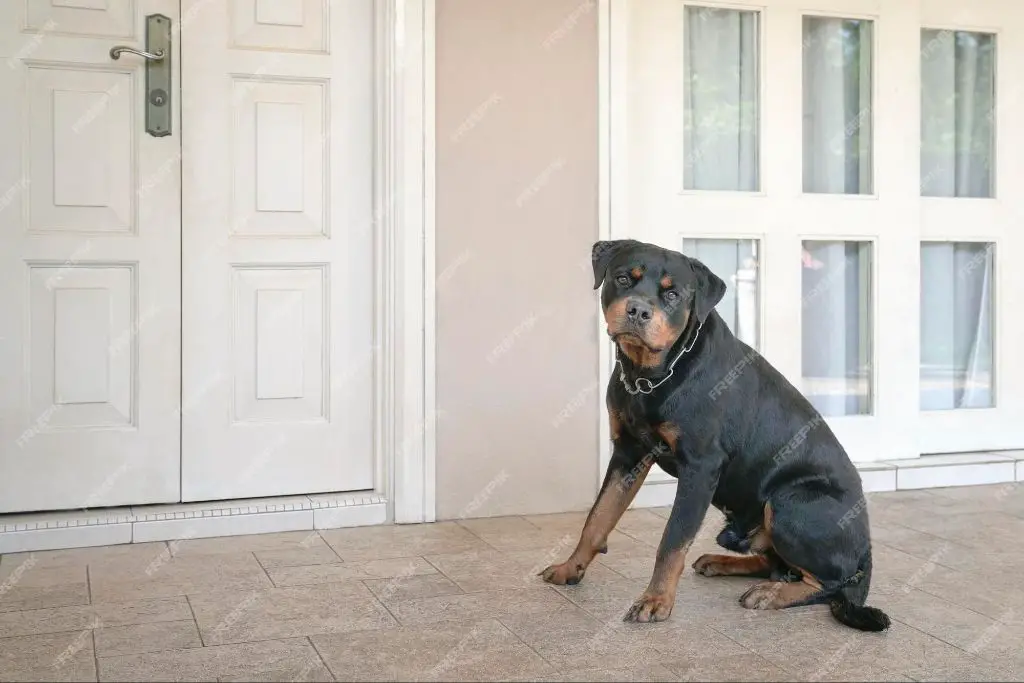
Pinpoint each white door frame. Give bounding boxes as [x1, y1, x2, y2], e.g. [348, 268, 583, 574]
[385, 0, 437, 524]
[596, 0, 1024, 501]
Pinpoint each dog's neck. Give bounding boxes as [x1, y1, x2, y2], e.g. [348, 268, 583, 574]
[615, 315, 704, 392]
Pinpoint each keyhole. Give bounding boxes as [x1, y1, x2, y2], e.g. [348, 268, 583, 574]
[150, 88, 167, 107]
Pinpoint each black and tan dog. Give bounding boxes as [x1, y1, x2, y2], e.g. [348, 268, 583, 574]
[540, 239, 890, 632]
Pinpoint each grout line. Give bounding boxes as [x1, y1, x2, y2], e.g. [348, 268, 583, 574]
[85, 565, 93, 604]
[420, 554, 467, 593]
[492, 615, 556, 673]
[253, 551, 276, 588]
[184, 595, 205, 647]
[305, 635, 336, 682]
[0, 625, 111, 642]
[91, 629, 100, 679]
[360, 578, 403, 627]
[318, 531, 346, 564]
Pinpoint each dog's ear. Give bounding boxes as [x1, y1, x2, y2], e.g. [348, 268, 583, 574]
[689, 257, 727, 323]
[591, 240, 634, 290]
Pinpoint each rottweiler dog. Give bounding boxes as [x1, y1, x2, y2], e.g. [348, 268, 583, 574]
[540, 239, 890, 632]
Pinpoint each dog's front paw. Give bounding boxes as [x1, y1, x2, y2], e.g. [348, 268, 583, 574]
[622, 591, 675, 623]
[539, 561, 586, 586]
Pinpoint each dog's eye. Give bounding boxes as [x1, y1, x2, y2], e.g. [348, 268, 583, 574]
[615, 275, 630, 286]
[664, 290, 679, 301]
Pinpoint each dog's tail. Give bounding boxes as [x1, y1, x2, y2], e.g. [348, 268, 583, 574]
[828, 550, 890, 632]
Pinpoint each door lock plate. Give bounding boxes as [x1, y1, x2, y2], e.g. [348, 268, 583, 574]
[145, 14, 172, 137]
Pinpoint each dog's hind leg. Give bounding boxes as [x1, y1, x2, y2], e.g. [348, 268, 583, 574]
[739, 578, 824, 609]
[692, 553, 773, 578]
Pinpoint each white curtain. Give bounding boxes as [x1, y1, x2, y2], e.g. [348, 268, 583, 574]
[920, 243, 993, 410]
[802, 18, 873, 194]
[801, 242, 872, 417]
[921, 29, 995, 197]
[683, 239, 758, 348]
[683, 7, 758, 191]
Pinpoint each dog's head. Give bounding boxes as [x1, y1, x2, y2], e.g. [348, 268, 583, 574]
[592, 239, 726, 368]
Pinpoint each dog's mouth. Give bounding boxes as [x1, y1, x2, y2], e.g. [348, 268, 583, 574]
[609, 330, 665, 354]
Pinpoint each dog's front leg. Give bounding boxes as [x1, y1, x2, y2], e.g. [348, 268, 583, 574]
[540, 435, 653, 586]
[624, 452, 722, 623]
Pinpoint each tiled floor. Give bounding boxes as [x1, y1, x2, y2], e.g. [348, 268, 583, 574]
[1, 484, 1023, 682]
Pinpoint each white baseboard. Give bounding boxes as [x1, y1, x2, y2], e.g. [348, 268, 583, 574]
[0, 493, 387, 554]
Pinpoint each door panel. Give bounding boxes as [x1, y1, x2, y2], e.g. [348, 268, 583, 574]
[0, 0, 181, 513]
[179, 0, 376, 501]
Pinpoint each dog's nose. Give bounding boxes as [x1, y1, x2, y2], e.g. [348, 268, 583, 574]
[626, 300, 653, 325]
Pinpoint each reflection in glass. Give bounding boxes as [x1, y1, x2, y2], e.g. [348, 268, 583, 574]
[920, 243, 994, 410]
[682, 238, 759, 349]
[921, 30, 996, 198]
[802, 16, 873, 194]
[684, 6, 760, 191]
[801, 241, 872, 416]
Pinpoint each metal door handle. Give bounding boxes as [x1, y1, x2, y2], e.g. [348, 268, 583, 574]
[109, 46, 165, 61]
[108, 14, 172, 137]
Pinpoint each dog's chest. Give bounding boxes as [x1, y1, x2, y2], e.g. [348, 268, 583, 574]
[620, 403, 680, 471]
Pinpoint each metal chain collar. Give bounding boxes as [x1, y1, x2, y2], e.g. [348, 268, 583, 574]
[615, 320, 703, 396]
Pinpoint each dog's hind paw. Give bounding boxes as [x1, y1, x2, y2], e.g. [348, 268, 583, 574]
[739, 582, 790, 610]
[692, 554, 726, 577]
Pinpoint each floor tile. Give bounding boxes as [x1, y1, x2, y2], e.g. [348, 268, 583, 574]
[456, 516, 542, 536]
[363, 572, 465, 603]
[94, 620, 201, 657]
[909, 562, 1024, 622]
[662, 655, 793, 682]
[0, 563, 89, 613]
[189, 581, 396, 645]
[521, 511, 589, 531]
[167, 530, 323, 558]
[552, 579, 650, 621]
[253, 542, 341, 569]
[871, 522, 972, 563]
[266, 556, 437, 587]
[524, 665, 680, 682]
[0, 596, 191, 639]
[0, 542, 169, 570]
[605, 509, 675, 547]
[0, 630, 97, 682]
[321, 521, 490, 561]
[385, 587, 573, 626]
[882, 588, 1004, 652]
[88, 552, 272, 604]
[97, 637, 326, 682]
[311, 618, 554, 682]
[465, 524, 588, 554]
[425, 548, 624, 592]
[903, 656, 1021, 682]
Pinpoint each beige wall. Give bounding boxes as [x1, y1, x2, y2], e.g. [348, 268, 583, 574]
[434, 0, 600, 519]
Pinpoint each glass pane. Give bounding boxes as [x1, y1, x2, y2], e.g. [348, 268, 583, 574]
[920, 243, 994, 410]
[683, 6, 759, 191]
[801, 241, 872, 416]
[921, 30, 996, 198]
[802, 16, 873, 194]
[681, 238, 760, 349]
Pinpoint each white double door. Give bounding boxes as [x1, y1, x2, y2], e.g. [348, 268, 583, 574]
[0, 1, 376, 513]
[609, 0, 1024, 471]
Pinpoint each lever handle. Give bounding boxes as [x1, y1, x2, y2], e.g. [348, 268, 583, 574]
[109, 46, 165, 61]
